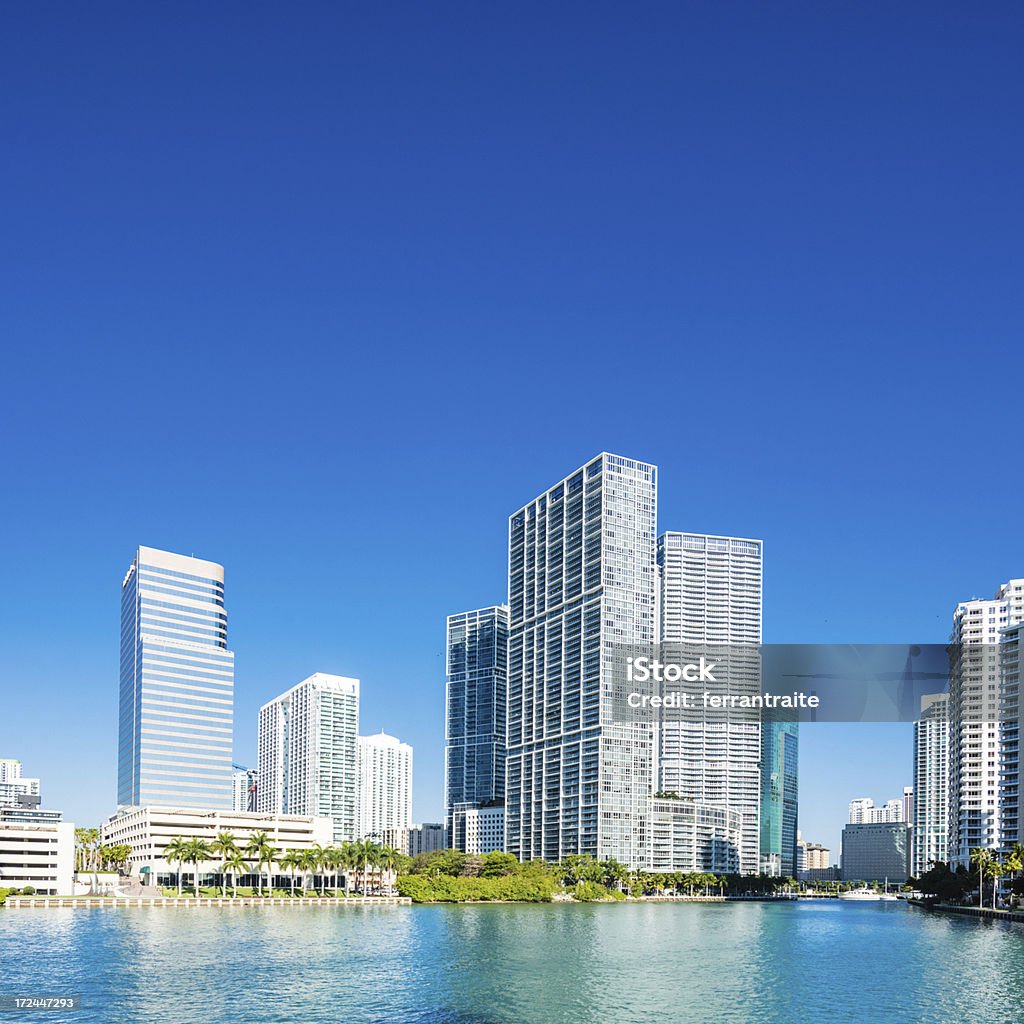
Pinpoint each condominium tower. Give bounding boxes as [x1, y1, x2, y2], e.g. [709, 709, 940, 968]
[445, 606, 509, 849]
[117, 546, 234, 809]
[912, 693, 948, 876]
[656, 532, 774, 875]
[505, 453, 657, 867]
[948, 580, 1024, 867]
[1000, 617, 1024, 850]
[357, 732, 413, 839]
[257, 673, 360, 843]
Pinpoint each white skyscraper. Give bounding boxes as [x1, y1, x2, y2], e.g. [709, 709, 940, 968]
[357, 732, 412, 839]
[848, 796, 909, 824]
[1000, 612, 1024, 850]
[948, 579, 1024, 867]
[505, 453, 657, 867]
[118, 546, 234, 810]
[0, 759, 41, 809]
[257, 673, 360, 843]
[912, 692, 948, 876]
[656, 532, 769, 875]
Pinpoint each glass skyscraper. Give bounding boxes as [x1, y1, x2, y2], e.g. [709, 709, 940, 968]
[445, 606, 508, 847]
[505, 453, 657, 867]
[118, 546, 234, 810]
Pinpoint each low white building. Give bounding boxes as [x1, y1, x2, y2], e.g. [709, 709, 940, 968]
[0, 820, 74, 895]
[450, 802, 504, 854]
[102, 806, 333, 886]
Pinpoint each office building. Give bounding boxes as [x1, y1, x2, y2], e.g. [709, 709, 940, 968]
[0, 759, 41, 809]
[118, 546, 234, 810]
[912, 693, 949, 877]
[357, 732, 413, 840]
[848, 794, 910, 824]
[841, 822, 910, 883]
[948, 580, 1024, 867]
[258, 673, 360, 843]
[505, 454, 657, 867]
[382, 823, 447, 857]
[102, 806, 332, 886]
[232, 765, 258, 812]
[797, 832, 831, 878]
[0, 819, 74, 895]
[450, 802, 505, 854]
[657, 531, 773, 875]
[445, 606, 508, 851]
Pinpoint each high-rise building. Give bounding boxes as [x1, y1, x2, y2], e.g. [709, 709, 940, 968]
[841, 822, 911, 883]
[232, 764, 258, 812]
[848, 795, 909, 824]
[656, 531, 772, 875]
[948, 579, 1024, 867]
[1000, 618, 1024, 850]
[117, 546, 234, 810]
[257, 673, 360, 843]
[912, 692, 949, 876]
[445, 606, 508, 849]
[0, 759, 41, 809]
[357, 732, 413, 840]
[505, 453, 657, 867]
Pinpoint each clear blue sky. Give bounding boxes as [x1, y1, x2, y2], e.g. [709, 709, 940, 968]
[2, 3, 1023, 859]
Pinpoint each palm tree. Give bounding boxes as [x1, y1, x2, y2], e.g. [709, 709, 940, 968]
[278, 850, 301, 896]
[338, 842, 358, 894]
[970, 847, 992, 909]
[991, 858, 1005, 910]
[183, 838, 211, 896]
[378, 846, 399, 895]
[323, 846, 342, 896]
[221, 850, 248, 898]
[164, 836, 189, 897]
[209, 832, 238, 897]
[246, 832, 277, 897]
[307, 844, 328, 896]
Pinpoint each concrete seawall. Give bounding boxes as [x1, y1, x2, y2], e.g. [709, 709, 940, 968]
[907, 900, 1024, 924]
[5, 896, 411, 908]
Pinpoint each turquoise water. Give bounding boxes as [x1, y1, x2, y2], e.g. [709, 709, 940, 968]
[2, 901, 1023, 1023]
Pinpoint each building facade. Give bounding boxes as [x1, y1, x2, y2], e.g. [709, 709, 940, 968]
[647, 797, 743, 874]
[118, 546, 235, 810]
[505, 454, 657, 867]
[257, 673, 360, 843]
[848, 795, 910, 824]
[232, 765, 258, 812]
[656, 531, 771, 875]
[948, 580, 1024, 867]
[102, 806, 332, 885]
[841, 822, 911, 883]
[445, 606, 509, 850]
[0, 820, 74, 895]
[357, 733, 413, 840]
[912, 692, 949, 876]
[381, 823, 447, 857]
[0, 759, 41, 809]
[1000, 620, 1024, 850]
[450, 802, 504, 854]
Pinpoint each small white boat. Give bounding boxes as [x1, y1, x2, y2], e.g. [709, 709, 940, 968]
[839, 888, 882, 901]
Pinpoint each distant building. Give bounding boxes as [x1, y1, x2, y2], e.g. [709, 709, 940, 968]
[232, 765, 258, 812]
[0, 758, 41, 809]
[912, 693, 948, 876]
[258, 673, 360, 843]
[102, 806, 333, 886]
[648, 797, 742, 874]
[382, 823, 447, 857]
[848, 795, 909, 824]
[0, 819, 74, 895]
[357, 733, 413, 840]
[450, 802, 504, 854]
[0, 807, 63, 825]
[841, 823, 910, 883]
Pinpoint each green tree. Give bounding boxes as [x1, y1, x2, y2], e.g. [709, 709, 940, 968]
[183, 838, 211, 896]
[279, 849, 302, 896]
[970, 847, 992, 909]
[209, 832, 238, 897]
[221, 850, 249, 898]
[246, 832, 277, 897]
[164, 836, 189, 897]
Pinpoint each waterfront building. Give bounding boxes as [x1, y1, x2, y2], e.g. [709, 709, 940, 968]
[232, 765, 258, 812]
[848, 795, 909, 824]
[505, 454, 657, 867]
[450, 801, 504, 854]
[948, 579, 1024, 867]
[840, 822, 910, 883]
[0, 819, 74, 894]
[912, 693, 949, 877]
[257, 673, 360, 843]
[647, 797, 742, 874]
[656, 531, 774, 875]
[445, 606, 508, 851]
[0, 807, 63, 825]
[381, 823, 447, 857]
[0, 759, 41, 809]
[357, 732, 413, 840]
[117, 546, 234, 810]
[1000, 620, 1024, 850]
[101, 806, 333, 886]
